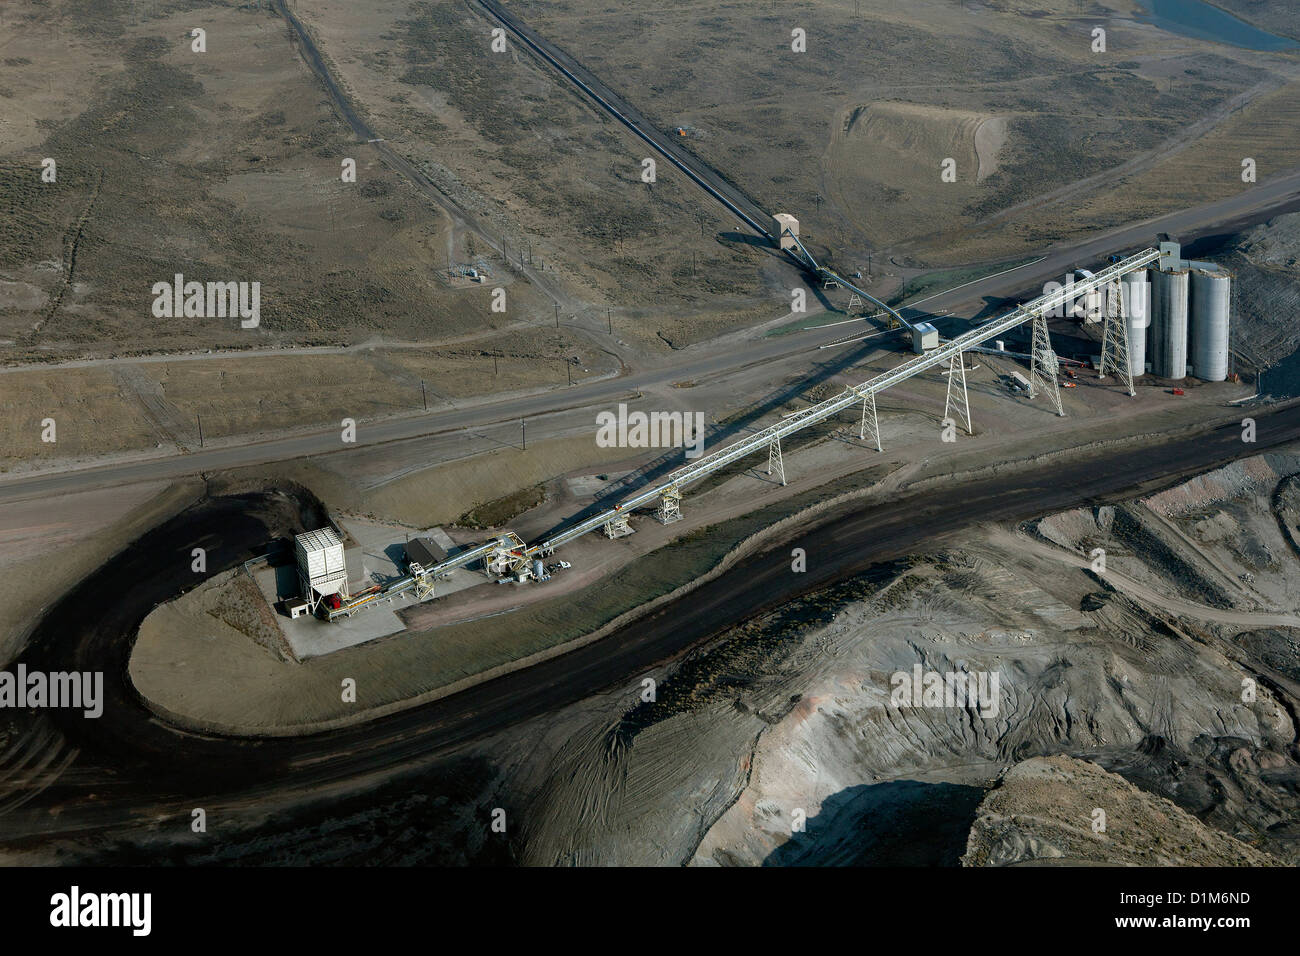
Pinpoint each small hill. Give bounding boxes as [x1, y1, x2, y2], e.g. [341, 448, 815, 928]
[963, 754, 1280, 866]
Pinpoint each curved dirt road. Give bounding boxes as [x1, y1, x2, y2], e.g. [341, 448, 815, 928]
[4, 402, 1300, 853]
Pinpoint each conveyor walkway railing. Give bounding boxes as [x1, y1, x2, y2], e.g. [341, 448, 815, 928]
[331, 250, 1161, 615]
[528, 248, 1161, 556]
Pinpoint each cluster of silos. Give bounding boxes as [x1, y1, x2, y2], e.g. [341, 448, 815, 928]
[1136, 244, 1231, 382]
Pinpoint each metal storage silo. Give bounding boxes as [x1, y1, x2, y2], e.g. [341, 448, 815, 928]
[1190, 269, 1230, 382]
[1152, 269, 1189, 379]
[1120, 269, 1149, 377]
[1149, 273, 1163, 373]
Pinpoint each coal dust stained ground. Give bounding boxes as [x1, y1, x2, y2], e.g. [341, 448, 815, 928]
[4, 0, 1300, 879]
[7, 402, 1300, 863]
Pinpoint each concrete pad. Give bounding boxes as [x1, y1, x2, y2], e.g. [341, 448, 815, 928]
[338, 516, 414, 588]
[286, 599, 407, 658]
[427, 526, 457, 554]
[425, 566, 490, 599]
[250, 562, 402, 658]
[250, 514, 499, 659]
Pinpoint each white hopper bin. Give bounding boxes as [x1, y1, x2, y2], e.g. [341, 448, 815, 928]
[295, 527, 350, 613]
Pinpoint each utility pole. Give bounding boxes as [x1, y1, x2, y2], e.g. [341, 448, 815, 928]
[494, 353, 499, 375]
[420, 379, 427, 410]
[521, 420, 526, 451]
[607, 307, 612, 334]
[554, 304, 560, 328]
[197, 413, 203, 448]
[566, 360, 572, 386]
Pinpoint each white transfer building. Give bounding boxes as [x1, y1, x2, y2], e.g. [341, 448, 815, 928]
[295, 527, 349, 614]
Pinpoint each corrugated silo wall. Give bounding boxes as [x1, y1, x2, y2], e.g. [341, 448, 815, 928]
[1121, 269, 1148, 376]
[1190, 269, 1230, 382]
[1152, 269, 1189, 379]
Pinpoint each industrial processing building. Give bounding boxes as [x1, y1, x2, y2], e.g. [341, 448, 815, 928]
[1130, 241, 1232, 382]
[405, 536, 449, 574]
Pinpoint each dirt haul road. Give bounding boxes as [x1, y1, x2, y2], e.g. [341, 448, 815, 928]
[271, 0, 576, 309]
[4, 401, 1300, 850]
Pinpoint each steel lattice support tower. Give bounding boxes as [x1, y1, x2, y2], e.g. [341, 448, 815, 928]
[520, 250, 1159, 559]
[944, 352, 973, 435]
[859, 392, 882, 451]
[767, 437, 786, 485]
[846, 292, 862, 314]
[603, 514, 632, 538]
[1098, 280, 1136, 397]
[657, 486, 682, 524]
[1029, 313, 1065, 417]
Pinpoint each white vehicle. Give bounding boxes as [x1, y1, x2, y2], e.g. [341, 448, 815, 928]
[558, 561, 572, 570]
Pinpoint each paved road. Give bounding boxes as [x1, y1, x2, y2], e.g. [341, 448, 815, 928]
[0, 319, 863, 502]
[6, 0, 1298, 507]
[4, 159, 1295, 507]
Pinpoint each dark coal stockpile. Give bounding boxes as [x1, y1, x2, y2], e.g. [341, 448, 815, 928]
[8, 414, 1300, 864]
[14, 486, 327, 785]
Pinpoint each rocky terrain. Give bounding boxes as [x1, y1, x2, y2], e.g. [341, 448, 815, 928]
[489, 449, 1300, 865]
[963, 754, 1280, 866]
[31, 434, 1300, 870]
[1214, 211, 1300, 375]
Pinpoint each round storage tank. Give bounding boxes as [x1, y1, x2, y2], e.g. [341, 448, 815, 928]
[1190, 269, 1230, 382]
[1152, 269, 1189, 379]
[1120, 269, 1149, 377]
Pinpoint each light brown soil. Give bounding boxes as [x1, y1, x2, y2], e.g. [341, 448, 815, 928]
[0, 331, 617, 466]
[0, 477, 204, 660]
[964, 754, 1280, 866]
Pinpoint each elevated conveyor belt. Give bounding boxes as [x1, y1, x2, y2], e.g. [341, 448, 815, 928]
[326, 535, 520, 620]
[328, 250, 1159, 618]
[781, 230, 914, 331]
[529, 248, 1161, 556]
[474, 0, 773, 240]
